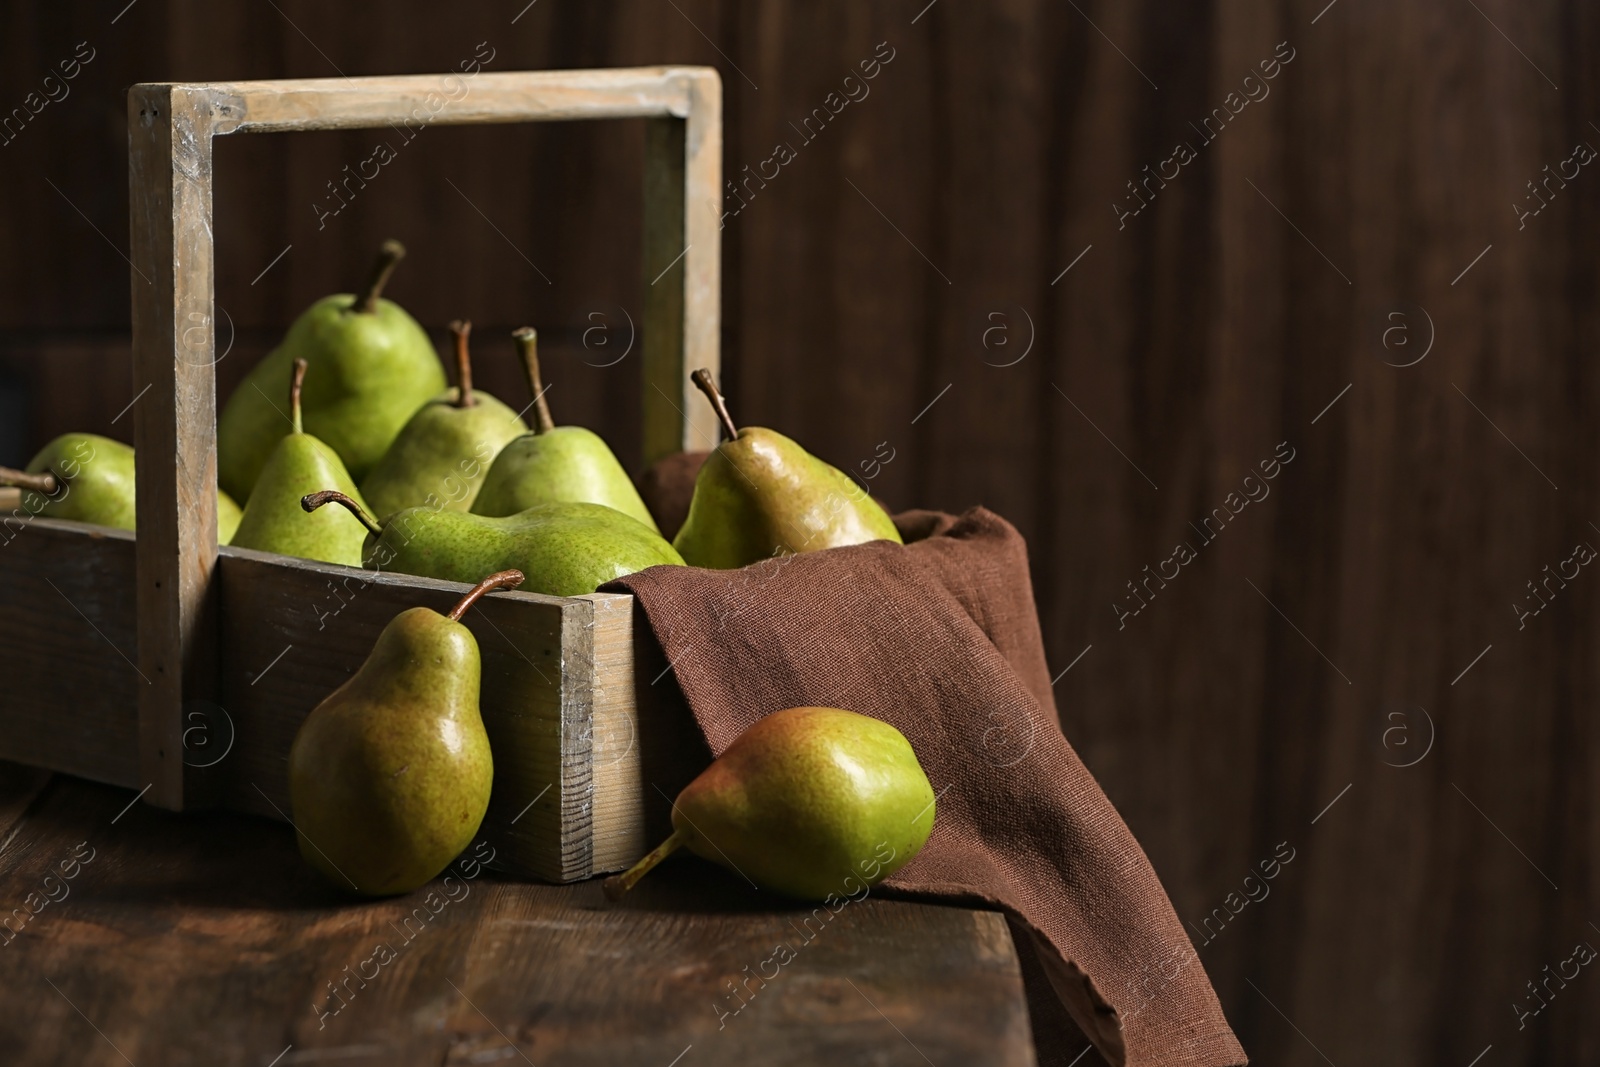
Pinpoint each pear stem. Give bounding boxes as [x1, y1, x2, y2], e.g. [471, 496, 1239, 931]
[301, 490, 383, 537]
[289, 357, 307, 435]
[602, 830, 685, 900]
[447, 569, 526, 621]
[0, 466, 59, 495]
[354, 239, 405, 314]
[690, 368, 738, 440]
[514, 327, 555, 434]
[449, 320, 476, 409]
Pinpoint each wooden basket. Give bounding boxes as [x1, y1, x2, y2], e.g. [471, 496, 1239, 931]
[0, 67, 722, 883]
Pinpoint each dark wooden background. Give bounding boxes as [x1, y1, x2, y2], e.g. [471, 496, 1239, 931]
[2, 0, 1597, 1062]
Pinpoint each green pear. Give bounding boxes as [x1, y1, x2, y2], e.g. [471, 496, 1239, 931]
[217, 489, 243, 546]
[472, 328, 661, 532]
[672, 370, 901, 568]
[3, 433, 135, 530]
[605, 707, 936, 901]
[230, 359, 372, 566]
[217, 239, 446, 501]
[360, 320, 527, 520]
[1, 433, 241, 542]
[288, 569, 521, 895]
[304, 491, 684, 597]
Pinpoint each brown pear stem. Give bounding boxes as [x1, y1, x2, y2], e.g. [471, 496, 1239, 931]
[447, 569, 526, 621]
[602, 830, 685, 900]
[354, 239, 405, 314]
[449, 320, 476, 408]
[690, 368, 738, 440]
[289, 357, 307, 435]
[514, 327, 555, 434]
[301, 490, 383, 537]
[0, 466, 59, 495]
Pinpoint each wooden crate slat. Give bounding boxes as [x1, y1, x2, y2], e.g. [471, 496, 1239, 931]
[128, 83, 223, 810]
[203, 67, 701, 134]
[0, 520, 140, 788]
[584, 592, 646, 874]
[641, 68, 723, 462]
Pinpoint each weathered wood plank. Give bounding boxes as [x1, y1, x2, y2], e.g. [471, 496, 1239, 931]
[583, 591, 645, 873]
[128, 83, 222, 811]
[0, 770, 1034, 1066]
[206, 67, 702, 133]
[0, 519, 140, 789]
[642, 68, 722, 463]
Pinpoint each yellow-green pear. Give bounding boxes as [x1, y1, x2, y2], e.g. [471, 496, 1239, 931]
[304, 490, 683, 597]
[471, 328, 660, 531]
[360, 320, 527, 519]
[672, 371, 901, 568]
[217, 239, 446, 501]
[604, 707, 936, 902]
[1, 433, 241, 542]
[230, 359, 372, 566]
[288, 569, 521, 895]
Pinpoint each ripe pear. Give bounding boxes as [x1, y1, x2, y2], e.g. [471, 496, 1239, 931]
[288, 569, 521, 895]
[217, 239, 446, 501]
[230, 359, 372, 566]
[472, 328, 661, 532]
[360, 320, 527, 520]
[672, 371, 901, 568]
[305, 491, 684, 597]
[1, 433, 241, 542]
[2, 433, 135, 530]
[605, 707, 936, 901]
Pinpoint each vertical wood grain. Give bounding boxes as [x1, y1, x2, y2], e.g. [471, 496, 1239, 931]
[583, 591, 646, 873]
[641, 69, 722, 464]
[128, 83, 220, 811]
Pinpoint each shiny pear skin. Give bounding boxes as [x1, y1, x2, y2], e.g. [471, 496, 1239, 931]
[218, 294, 444, 501]
[369, 502, 683, 596]
[16, 432, 239, 542]
[231, 432, 371, 566]
[288, 605, 493, 896]
[360, 386, 527, 520]
[674, 707, 935, 900]
[472, 425, 660, 533]
[673, 428, 901, 569]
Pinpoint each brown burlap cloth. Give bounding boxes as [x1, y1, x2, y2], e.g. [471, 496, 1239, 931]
[606, 476, 1245, 1066]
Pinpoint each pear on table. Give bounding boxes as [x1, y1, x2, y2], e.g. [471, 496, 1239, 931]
[288, 569, 521, 896]
[672, 370, 902, 569]
[0, 433, 241, 543]
[305, 490, 683, 598]
[472, 327, 661, 532]
[217, 239, 446, 501]
[360, 319, 527, 519]
[230, 358, 372, 566]
[605, 706, 937, 902]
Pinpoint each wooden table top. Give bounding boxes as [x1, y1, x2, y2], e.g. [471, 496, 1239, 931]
[0, 763, 1035, 1065]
